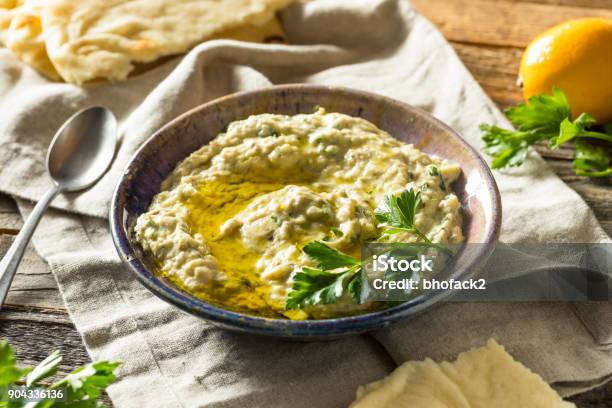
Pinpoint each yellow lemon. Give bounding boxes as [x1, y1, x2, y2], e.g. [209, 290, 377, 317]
[519, 18, 612, 123]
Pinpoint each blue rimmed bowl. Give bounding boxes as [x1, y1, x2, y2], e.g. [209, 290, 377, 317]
[110, 84, 501, 340]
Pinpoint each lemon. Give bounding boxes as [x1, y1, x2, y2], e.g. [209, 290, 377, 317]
[519, 18, 612, 123]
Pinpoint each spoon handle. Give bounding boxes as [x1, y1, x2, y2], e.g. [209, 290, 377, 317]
[0, 185, 60, 309]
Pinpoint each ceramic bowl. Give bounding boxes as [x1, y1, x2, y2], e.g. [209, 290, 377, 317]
[110, 84, 501, 340]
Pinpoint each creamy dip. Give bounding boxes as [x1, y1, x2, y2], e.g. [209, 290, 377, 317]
[134, 108, 463, 319]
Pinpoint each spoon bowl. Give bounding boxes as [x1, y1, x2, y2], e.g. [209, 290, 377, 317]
[47, 107, 117, 191]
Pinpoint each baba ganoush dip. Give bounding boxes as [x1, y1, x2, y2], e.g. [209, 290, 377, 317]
[134, 108, 463, 319]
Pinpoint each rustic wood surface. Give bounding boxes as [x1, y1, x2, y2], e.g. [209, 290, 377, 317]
[1, 0, 611, 406]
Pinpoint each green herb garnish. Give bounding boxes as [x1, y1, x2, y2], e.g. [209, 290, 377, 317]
[480, 87, 612, 176]
[573, 139, 612, 178]
[285, 241, 364, 310]
[375, 189, 430, 243]
[285, 189, 454, 310]
[429, 166, 446, 191]
[54, 361, 121, 404]
[330, 227, 343, 237]
[0, 339, 121, 407]
[257, 125, 280, 138]
[300, 241, 358, 270]
[271, 215, 283, 227]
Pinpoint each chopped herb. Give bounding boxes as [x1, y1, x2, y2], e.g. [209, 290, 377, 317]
[356, 206, 371, 219]
[330, 227, 344, 237]
[271, 215, 283, 227]
[257, 125, 280, 138]
[439, 178, 447, 191]
[319, 204, 334, 218]
[429, 166, 446, 191]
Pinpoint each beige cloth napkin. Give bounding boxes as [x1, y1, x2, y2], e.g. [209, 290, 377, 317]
[1, 0, 610, 406]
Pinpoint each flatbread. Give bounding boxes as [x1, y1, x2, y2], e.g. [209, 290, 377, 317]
[351, 339, 575, 408]
[0, 0, 292, 83]
[0, 0, 61, 80]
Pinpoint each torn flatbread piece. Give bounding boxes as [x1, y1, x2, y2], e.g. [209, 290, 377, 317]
[351, 339, 575, 408]
[0, 0, 292, 83]
[0, 1, 61, 80]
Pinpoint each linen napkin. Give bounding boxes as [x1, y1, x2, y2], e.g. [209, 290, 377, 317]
[1, 0, 610, 406]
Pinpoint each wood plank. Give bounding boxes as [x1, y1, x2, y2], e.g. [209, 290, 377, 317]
[0, 315, 112, 406]
[0, 319, 89, 376]
[0, 305, 71, 325]
[0, 194, 22, 233]
[4, 289, 64, 309]
[0, 237, 51, 275]
[451, 42, 524, 110]
[0, 234, 65, 310]
[412, 0, 612, 47]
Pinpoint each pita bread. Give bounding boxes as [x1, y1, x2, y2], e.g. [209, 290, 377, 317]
[0, 1, 61, 80]
[0, 0, 291, 83]
[351, 339, 575, 408]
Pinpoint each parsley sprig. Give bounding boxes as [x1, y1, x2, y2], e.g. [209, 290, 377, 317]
[375, 189, 430, 243]
[480, 87, 612, 177]
[0, 340, 121, 407]
[285, 189, 448, 311]
[375, 189, 451, 255]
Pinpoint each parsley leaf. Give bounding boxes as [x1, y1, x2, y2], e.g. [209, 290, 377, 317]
[330, 227, 344, 238]
[480, 125, 537, 168]
[480, 87, 612, 176]
[550, 113, 599, 149]
[375, 189, 432, 244]
[0, 340, 31, 387]
[302, 241, 358, 270]
[376, 189, 420, 230]
[52, 360, 122, 404]
[573, 139, 612, 178]
[347, 267, 370, 304]
[506, 87, 570, 132]
[285, 266, 357, 310]
[270, 215, 283, 227]
[285, 242, 365, 310]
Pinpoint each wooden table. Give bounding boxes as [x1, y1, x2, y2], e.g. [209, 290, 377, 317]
[1, 0, 611, 406]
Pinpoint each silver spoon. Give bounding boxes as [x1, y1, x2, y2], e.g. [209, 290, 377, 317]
[0, 107, 117, 308]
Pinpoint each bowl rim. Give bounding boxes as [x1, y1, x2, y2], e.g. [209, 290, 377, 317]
[110, 84, 502, 337]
